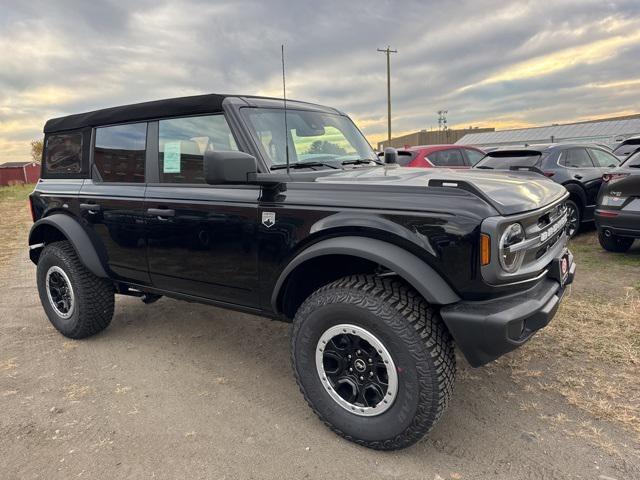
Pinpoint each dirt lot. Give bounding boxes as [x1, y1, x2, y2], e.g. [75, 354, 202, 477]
[1, 185, 639, 480]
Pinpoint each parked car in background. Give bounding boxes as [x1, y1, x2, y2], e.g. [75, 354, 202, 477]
[474, 144, 621, 237]
[595, 150, 640, 252]
[612, 136, 640, 159]
[393, 144, 485, 168]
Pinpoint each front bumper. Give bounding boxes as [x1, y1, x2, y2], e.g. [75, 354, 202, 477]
[440, 252, 576, 367]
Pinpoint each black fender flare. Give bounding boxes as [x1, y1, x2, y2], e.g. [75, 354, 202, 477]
[28, 214, 108, 278]
[271, 236, 460, 312]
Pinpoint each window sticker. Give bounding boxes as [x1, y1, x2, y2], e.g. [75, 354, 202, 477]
[163, 142, 181, 173]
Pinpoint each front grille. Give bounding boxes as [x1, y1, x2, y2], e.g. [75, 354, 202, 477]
[480, 194, 570, 285]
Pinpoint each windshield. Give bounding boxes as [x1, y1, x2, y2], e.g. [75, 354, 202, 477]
[622, 150, 640, 167]
[474, 151, 543, 169]
[241, 107, 377, 167]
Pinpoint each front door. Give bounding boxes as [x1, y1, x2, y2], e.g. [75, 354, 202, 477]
[144, 114, 260, 307]
[79, 122, 150, 284]
[561, 147, 602, 220]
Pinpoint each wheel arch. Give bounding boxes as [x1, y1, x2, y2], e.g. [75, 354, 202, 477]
[28, 214, 108, 278]
[272, 236, 460, 319]
[562, 182, 587, 210]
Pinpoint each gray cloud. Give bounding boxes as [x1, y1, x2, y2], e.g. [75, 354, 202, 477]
[1, 0, 640, 160]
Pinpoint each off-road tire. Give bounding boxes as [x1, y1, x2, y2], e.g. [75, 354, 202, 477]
[36, 241, 114, 338]
[598, 229, 634, 253]
[291, 274, 456, 450]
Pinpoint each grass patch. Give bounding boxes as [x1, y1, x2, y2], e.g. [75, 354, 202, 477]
[504, 255, 640, 441]
[0, 192, 32, 273]
[569, 238, 640, 267]
[0, 183, 36, 202]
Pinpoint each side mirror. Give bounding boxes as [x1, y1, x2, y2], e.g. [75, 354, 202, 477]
[203, 151, 257, 184]
[384, 147, 398, 165]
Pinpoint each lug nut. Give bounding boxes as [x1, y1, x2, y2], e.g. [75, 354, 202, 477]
[357, 350, 361, 355]
[359, 376, 364, 381]
[369, 372, 373, 377]
[349, 367, 353, 372]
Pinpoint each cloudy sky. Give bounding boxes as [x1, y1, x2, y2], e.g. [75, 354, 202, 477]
[2, 0, 640, 161]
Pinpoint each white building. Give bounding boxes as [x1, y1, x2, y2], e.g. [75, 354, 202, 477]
[456, 114, 640, 148]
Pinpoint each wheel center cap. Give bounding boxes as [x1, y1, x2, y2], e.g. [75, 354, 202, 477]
[354, 358, 367, 372]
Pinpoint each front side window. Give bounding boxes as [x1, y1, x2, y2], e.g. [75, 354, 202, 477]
[427, 149, 465, 167]
[465, 148, 485, 166]
[45, 132, 82, 174]
[241, 108, 377, 168]
[589, 148, 620, 168]
[94, 123, 146, 182]
[561, 148, 594, 168]
[159, 115, 238, 183]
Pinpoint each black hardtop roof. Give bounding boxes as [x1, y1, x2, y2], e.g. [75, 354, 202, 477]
[43, 93, 341, 134]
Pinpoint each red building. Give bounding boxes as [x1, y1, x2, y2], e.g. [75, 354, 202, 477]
[0, 161, 40, 186]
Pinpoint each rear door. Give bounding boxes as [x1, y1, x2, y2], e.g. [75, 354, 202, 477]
[78, 122, 150, 284]
[144, 113, 260, 307]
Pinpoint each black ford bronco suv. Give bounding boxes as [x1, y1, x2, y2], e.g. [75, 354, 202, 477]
[29, 93, 575, 450]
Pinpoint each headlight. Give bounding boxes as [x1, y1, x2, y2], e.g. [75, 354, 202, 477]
[499, 223, 525, 273]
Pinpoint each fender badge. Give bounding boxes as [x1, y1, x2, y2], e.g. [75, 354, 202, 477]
[262, 211, 276, 228]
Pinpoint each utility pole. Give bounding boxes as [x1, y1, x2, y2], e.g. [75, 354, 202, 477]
[377, 46, 397, 143]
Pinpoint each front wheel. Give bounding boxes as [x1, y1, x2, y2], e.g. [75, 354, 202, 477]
[291, 275, 456, 450]
[598, 229, 634, 253]
[565, 200, 581, 238]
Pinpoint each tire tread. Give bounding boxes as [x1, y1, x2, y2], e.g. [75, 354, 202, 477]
[291, 274, 455, 450]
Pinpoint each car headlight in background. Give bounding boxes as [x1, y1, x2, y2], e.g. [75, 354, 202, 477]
[499, 223, 525, 273]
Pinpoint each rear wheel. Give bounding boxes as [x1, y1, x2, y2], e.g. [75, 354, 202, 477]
[598, 229, 634, 253]
[291, 275, 455, 450]
[36, 241, 114, 338]
[565, 199, 581, 238]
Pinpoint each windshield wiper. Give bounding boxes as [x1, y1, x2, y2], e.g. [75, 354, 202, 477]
[271, 161, 340, 171]
[475, 165, 494, 169]
[341, 158, 384, 166]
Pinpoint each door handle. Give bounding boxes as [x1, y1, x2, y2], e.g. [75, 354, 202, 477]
[573, 174, 583, 180]
[147, 208, 175, 218]
[80, 203, 101, 213]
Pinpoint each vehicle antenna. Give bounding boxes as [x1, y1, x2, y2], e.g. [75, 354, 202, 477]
[282, 44, 290, 175]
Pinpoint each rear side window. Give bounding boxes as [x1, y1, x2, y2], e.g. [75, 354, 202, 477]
[427, 149, 465, 167]
[158, 114, 238, 183]
[44, 133, 82, 174]
[94, 123, 147, 182]
[560, 148, 594, 168]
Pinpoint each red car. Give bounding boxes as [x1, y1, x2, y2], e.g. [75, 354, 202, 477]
[397, 145, 486, 168]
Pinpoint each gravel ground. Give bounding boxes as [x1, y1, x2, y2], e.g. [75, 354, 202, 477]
[1, 197, 639, 480]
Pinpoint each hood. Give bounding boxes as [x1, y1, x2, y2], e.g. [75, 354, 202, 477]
[314, 167, 567, 216]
